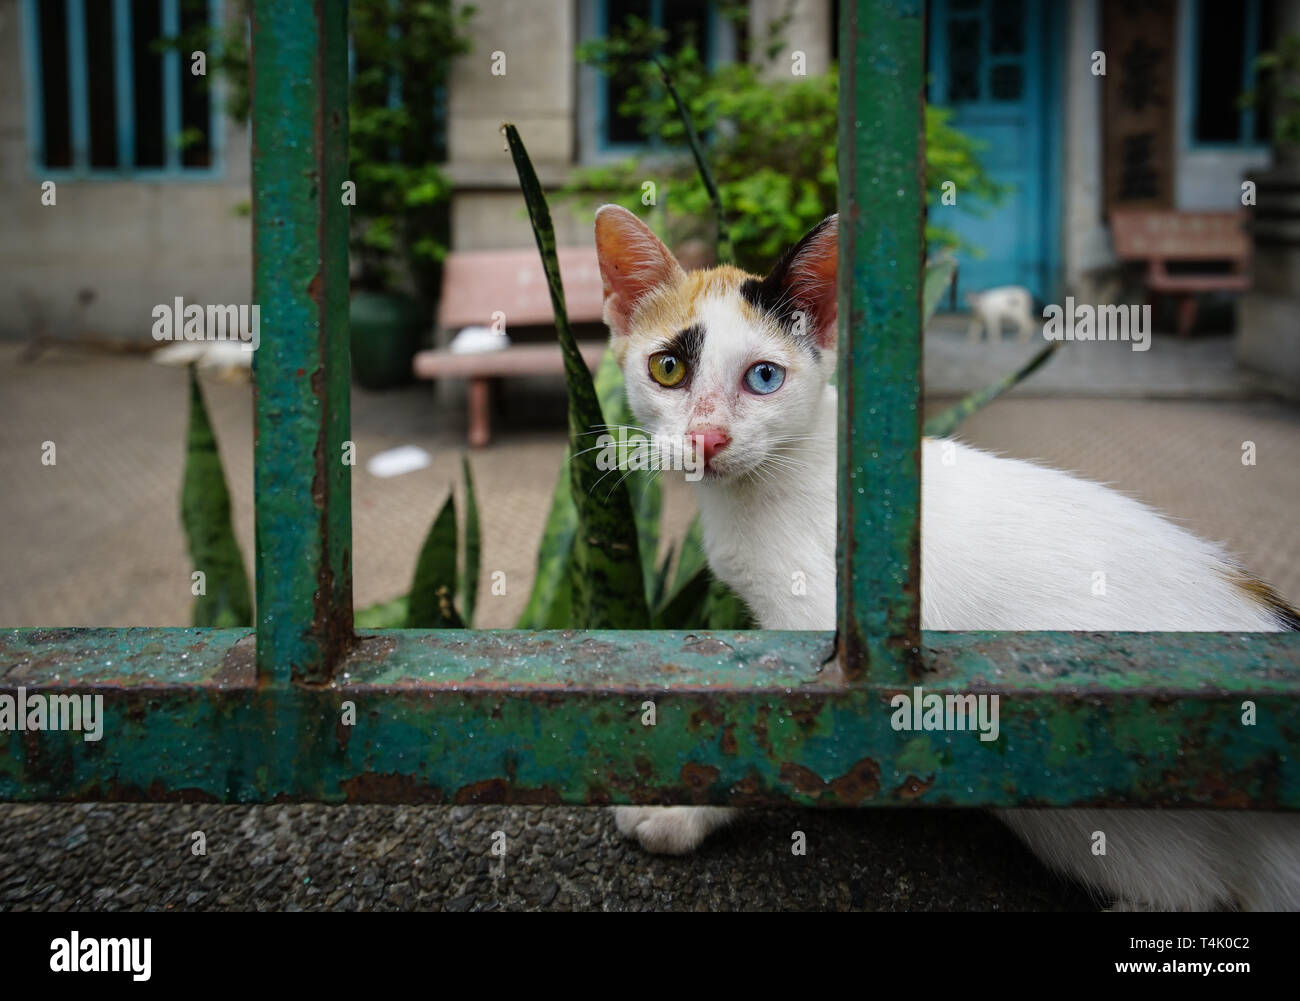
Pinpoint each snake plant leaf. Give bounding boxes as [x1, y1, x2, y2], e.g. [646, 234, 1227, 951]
[460, 453, 481, 627]
[354, 594, 409, 629]
[516, 456, 577, 628]
[923, 255, 958, 325]
[655, 563, 711, 628]
[181, 367, 252, 627]
[593, 347, 662, 602]
[654, 562, 755, 630]
[654, 57, 733, 266]
[923, 340, 1061, 439]
[652, 513, 734, 627]
[702, 572, 757, 629]
[669, 514, 708, 599]
[407, 491, 464, 628]
[651, 542, 675, 612]
[505, 123, 649, 627]
[656, 513, 755, 628]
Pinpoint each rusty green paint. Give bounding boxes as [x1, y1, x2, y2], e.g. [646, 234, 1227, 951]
[3, 628, 1297, 808]
[250, 0, 353, 684]
[836, 0, 925, 683]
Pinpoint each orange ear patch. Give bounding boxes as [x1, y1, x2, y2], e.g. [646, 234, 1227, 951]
[594, 205, 686, 338]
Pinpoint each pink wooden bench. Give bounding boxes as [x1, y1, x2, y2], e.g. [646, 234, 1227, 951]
[414, 247, 608, 446]
[1109, 210, 1251, 336]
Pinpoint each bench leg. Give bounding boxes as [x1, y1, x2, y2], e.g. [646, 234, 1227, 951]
[1176, 295, 1198, 337]
[468, 378, 491, 448]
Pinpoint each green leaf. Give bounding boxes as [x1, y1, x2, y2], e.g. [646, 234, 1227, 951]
[669, 515, 708, 598]
[702, 573, 756, 629]
[651, 542, 676, 612]
[655, 564, 711, 628]
[593, 347, 661, 602]
[924, 341, 1062, 439]
[559, 52, 1006, 272]
[654, 562, 755, 630]
[651, 513, 756, 628]
[923, 255, 958, 325]
[515, 458, 577, 629]
[653, 56, 733, 265]
[354, 594, 409, 629]
[181, 368, 252, 628]
[504, 123, 649, 628]
[407, 491, 464, 628]
[460, 453, 481, 627]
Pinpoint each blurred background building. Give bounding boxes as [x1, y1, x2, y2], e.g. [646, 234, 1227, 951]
[2, 0, 1294, 338]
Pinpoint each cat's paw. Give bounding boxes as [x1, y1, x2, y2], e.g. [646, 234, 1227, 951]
[612, 806, 736, 855]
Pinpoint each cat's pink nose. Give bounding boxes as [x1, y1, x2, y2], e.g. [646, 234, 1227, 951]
[691, 429, 731, 464]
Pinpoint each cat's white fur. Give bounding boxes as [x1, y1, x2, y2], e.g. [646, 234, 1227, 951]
[965, 285, 1037, 343]
[595, 205, 1299, 910]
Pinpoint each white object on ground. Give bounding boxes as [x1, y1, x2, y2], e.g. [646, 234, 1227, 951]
[366, 444, 432, 478]
[449, 324, 510, 354]
[152, 342, 253, 369]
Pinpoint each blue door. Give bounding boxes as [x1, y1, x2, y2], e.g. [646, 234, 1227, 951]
[927, 0, 1063, 300]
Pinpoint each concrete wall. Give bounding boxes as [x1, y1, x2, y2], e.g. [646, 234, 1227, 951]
[1061, 0, 1111, 291]
[0, 0, 253, 341]
[445, 0, 584, 253]
[447, 0, 576, 169]
[751, 0, 833, 79]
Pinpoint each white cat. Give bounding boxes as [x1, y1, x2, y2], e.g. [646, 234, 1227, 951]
[594, 204, 1300, 911]
[965, 285, 1037, 343]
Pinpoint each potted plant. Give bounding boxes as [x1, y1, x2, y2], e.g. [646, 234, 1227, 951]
[197, 1, 474, 388]
[346, 0, 474, 388]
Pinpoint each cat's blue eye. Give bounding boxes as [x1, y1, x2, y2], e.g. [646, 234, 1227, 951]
[744, 361, 785, 395]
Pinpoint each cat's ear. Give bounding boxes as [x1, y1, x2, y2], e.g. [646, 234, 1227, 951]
[594, 204, 685, 339]
[750, 214, 838, 350]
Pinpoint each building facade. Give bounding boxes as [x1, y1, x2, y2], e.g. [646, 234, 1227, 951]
[0, 0, 1286, 339]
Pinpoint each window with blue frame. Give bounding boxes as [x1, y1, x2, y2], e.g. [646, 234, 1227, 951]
[1191, 0, 1277, 146]
[24, 0, 222, 176]
[596, 0, 719, 152]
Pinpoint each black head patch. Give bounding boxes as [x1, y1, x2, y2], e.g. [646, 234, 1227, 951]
[660, 322, 705, 370]
[738, 215, 837, 357]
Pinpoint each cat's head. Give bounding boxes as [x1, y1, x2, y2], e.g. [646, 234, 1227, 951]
[594, 205, 837, 481]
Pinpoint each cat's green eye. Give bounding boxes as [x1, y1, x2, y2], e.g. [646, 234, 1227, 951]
[648, 352, 687, 388]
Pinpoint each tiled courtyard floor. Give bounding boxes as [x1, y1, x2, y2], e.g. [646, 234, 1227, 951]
[1, 336, 1297, 910]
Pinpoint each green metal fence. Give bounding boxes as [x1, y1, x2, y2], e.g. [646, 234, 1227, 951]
[2, 0, 1297, 810]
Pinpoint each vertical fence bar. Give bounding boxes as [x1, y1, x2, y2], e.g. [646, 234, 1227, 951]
[836, 0, 925, 683]
[250, 0, 353, 684]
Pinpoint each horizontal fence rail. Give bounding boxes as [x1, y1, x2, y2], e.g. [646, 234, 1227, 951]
[3, 628, 1297, 807]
